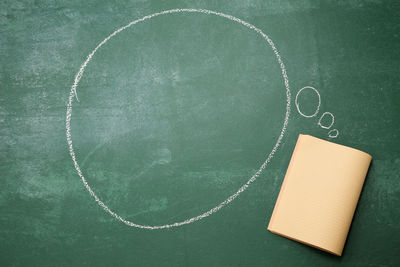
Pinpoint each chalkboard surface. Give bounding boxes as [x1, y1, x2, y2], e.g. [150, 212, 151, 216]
[1, 0, 399, 266]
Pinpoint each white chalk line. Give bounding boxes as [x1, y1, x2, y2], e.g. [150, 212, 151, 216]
[328, 129, 339, 138]
[295, 86, 321, 118]
[317, 111, 334, 129]
[66, 8, 291, 229]
[295, 86, 340, 139]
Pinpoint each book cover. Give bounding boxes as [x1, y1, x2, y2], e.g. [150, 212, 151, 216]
[268, 134, 372, 256]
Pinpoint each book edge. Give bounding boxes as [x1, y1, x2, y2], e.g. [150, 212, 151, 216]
[268, 228, 343, 256]
[301, 134, 372, 159]
[267, 134, 304, 230]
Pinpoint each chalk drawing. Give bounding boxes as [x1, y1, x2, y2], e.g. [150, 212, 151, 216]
[317, 112, 335, 129]
[295, 86, 321, 118]
[295, 86, 339, 138]
[66, 8, 291, 229]
[328, 129, 339, 138]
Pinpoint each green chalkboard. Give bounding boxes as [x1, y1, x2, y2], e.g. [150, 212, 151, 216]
[1, 0, 399, 266]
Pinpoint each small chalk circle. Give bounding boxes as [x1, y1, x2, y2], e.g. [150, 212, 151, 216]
[328, 129, 339, 138]
[317, 112, 335, 129]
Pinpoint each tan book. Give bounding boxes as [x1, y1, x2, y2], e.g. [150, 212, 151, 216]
[268, 134, 372, 256]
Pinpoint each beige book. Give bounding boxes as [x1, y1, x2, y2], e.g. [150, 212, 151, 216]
[268, 134, 372, 256]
